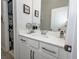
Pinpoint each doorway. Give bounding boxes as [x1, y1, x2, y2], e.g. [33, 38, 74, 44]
[8, 0, 14, 53]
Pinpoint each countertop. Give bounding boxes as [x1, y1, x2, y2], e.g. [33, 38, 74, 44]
[19, 30, 65, 48]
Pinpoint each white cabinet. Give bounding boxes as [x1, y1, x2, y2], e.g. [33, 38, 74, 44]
[36, 42, 58, 59]
[18, 35, 67, 59]
[40, 42, 58, 57]
[28, 47, 57, 59]
[19, 45, 30, 59]
[19, 35, 39, 59]
[19, 36, 30, 59]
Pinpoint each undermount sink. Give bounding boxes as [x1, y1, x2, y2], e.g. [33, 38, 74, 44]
[31, 31, 60, 39]
[31, 32, 47, 37]
[47, 31, 60, 38]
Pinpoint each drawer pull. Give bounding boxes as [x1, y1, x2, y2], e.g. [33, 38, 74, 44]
[30, 50, 32, 59]
[20, 39, 26, 42]
[42, 47, 56, 54]
[33, 51, 34, 59]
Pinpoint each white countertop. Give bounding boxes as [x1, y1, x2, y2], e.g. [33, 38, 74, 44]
[19, 30, 65, 48]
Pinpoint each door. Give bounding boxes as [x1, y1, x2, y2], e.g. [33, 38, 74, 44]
[19, 44, 31, 59]
[65, 0, 77, 59]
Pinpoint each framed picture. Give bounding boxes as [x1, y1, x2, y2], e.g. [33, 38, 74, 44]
[34, 10, 39, 17]
[23, 4, 30, 14]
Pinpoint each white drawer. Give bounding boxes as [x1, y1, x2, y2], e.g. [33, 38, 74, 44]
[40, 42, 59, 57]
[27, 38, 39, 49]
[19, 35, 27, 46]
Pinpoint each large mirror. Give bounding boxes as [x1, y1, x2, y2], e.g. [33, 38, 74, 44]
[40, 0, 69, 32]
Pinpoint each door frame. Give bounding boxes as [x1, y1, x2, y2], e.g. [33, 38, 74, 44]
[13, 0, 18, 59]
[2, 0, 9, 51]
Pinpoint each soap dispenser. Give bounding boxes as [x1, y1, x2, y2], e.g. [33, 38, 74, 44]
[60, 30, 64, 38]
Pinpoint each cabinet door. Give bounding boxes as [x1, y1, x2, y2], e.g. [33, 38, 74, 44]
[19, 44, 31, 59]
[58, 48, 68, 59]
[34, 50, 57, 59]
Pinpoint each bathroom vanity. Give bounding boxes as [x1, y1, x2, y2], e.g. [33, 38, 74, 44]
[17, 31, 68, 59]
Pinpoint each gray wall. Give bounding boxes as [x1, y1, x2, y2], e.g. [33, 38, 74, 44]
[40, 0, 69, 30]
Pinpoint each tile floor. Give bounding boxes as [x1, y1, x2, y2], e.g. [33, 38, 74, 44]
[1, 49, 14, 59]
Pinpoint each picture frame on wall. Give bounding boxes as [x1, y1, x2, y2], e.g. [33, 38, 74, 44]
[23, 4, 30, 14]
[34, 10, 39, 17]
